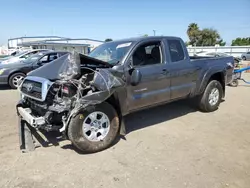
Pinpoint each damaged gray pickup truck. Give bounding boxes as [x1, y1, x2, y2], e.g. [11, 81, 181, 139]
[16, 36, 234, 153]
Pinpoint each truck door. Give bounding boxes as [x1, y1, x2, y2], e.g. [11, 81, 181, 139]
[126, 40, 171, 112]
[165, 39, 199, 100]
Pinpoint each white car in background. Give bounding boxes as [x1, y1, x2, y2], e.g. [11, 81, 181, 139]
[194, 51, 242, 64]
[0, 49, 51, 64]
[194, 51, 230, 57]
[241, 52, 250, 61]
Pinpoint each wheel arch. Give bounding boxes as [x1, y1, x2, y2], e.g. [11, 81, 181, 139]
[8, 71, 26, 82]
[105, 93, 126, 135]
[8, 71, 26, 88]
[65, 92, 127, 138]
[200, 71, 226, 98]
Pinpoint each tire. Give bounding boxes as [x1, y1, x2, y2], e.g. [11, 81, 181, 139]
[229, 79, 239, 87]
[8, 72, 26, 89]
[67, 102, 120, 153]
[242, 56, 246, 61]
[197, 80, 223, 112]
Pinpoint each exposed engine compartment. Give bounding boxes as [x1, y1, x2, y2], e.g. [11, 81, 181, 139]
[19, 52, 124, 132]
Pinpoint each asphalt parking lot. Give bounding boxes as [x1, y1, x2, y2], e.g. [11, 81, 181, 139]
[0, 74, 250, 188]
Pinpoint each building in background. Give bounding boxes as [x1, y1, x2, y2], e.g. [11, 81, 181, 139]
[7, 36, 104, 54]
[8, 36, 67, 48]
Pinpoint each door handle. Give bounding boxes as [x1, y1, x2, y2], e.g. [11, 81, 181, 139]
[161, 69, 169, 74]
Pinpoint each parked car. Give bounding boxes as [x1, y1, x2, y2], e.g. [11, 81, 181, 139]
[241, 52, 250, 61]
[0, 49, 51, 64]
[0, 51, 68, 89]
[0, 55, 9, 59]
[194, 51, 241, 65]
[0, 49, 31, 61]
[16, 36, 234, 153]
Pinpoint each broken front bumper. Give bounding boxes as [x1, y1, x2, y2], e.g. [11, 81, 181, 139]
[16, 101, 41, 152]
[17, 101, 49, 152]
[17, 107, 45, 128]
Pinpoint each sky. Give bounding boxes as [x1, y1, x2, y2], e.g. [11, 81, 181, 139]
[0, 0, 249, 45]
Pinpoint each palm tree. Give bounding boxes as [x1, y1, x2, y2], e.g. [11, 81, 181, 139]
[187, 23, 199, 36]
[187, 23, 200, 46]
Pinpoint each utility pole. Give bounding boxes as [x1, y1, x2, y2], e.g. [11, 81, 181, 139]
[153, 30, 156, 36]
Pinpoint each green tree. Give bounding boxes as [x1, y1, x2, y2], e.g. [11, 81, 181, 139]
[231, 37, 250, 46]
[217, 39, 226, 46]
[196, 28, 221, 46]
[187, 23, 226, 46]
[105, 38, 113, 42]
[187, 23, 200, 46]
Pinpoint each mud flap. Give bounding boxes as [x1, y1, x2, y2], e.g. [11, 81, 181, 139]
[18, 117, 64, 152]
[119, 118, 126, 136]
[19, 118, 36, 153]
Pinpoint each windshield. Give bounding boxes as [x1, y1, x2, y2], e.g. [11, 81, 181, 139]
[22, 54, 44, 64]
[88, 41, 133, 64]
[14, 50, 29, 57]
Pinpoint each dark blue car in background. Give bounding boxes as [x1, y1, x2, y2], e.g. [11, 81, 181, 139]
[0, 51, 68, 88]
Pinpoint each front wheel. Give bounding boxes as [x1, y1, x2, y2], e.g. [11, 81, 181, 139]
[242, 56, 246, 61]
[197, 80, 223, 112]
[9, 72, 25, 89]
[67, 102, 120, 153]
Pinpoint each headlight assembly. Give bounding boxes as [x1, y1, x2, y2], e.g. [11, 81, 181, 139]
[1, 60, 9, 64]
[0, 69, 6, 75]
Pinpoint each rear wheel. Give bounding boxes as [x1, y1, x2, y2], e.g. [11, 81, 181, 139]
[8, 72, 25, 89]
[67, 102, 120, 153]
[196, 80, 223, 112]
[229, 79, 239, 87]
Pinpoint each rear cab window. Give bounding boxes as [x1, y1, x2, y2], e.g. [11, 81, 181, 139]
[167, 39, 185, 62]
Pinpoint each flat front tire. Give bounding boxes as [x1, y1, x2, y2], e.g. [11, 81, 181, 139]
[197, 80, 223, 112]
[67, 102, 119, 153]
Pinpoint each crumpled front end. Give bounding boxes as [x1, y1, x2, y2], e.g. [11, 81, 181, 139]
[16, 52, 124, 152]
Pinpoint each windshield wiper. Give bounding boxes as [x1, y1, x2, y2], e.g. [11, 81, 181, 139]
[113, 60, 120, 65]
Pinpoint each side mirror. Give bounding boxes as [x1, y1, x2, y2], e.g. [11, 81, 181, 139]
[130, 69, 142, 86]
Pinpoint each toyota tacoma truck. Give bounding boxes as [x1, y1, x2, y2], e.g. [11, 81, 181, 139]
[16, 36, 234, 153]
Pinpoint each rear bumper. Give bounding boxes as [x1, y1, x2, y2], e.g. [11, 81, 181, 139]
[0, 75, 8, 85]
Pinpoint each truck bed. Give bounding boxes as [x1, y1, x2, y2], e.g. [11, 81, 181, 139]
[189, 56, 225, 60]
[190, 56, 234, 84]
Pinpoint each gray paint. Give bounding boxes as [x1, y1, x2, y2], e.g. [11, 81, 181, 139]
[18, 36, 234, 116]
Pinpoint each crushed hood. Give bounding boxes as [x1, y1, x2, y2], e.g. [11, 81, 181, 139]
[28, 52, 113, 81]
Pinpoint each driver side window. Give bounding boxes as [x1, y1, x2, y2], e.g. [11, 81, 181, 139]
[39, 55, 49, 63]
[48, 54, 58, 61]
[132, 41, 162, 67]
